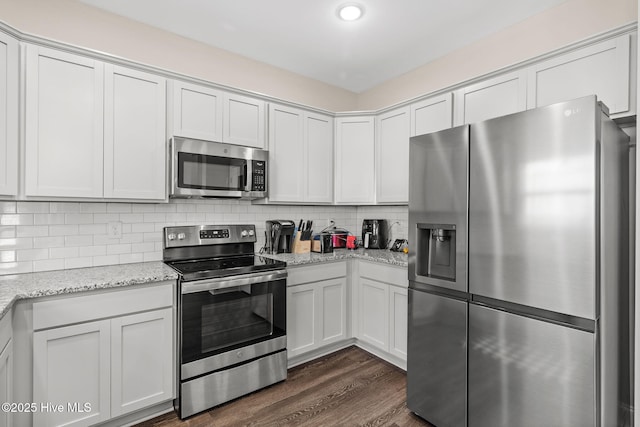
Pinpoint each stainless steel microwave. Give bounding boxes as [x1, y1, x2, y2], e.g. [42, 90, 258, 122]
[170, 137, 268, 199]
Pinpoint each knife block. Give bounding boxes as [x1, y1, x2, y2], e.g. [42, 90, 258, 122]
[293, 232, 311, 254]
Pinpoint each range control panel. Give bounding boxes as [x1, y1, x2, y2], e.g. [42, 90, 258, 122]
[163, 224, 257, 248]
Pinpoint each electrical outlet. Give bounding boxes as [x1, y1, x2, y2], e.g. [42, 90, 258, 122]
[108, 221, 122, 239]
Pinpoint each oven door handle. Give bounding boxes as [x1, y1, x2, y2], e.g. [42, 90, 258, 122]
[181, 269, 288, 294]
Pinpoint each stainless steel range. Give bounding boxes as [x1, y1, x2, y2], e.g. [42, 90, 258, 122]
[163, 224, 287, 419]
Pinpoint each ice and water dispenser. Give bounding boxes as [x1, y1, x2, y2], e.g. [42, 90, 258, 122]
[416, 224, 456, 281]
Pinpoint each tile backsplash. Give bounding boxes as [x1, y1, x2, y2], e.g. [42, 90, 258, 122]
[0, 200, 408, 276]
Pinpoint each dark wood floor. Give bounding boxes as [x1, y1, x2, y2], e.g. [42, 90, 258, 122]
[136, 346, 433, 427]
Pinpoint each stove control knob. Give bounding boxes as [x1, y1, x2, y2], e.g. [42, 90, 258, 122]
[248, 229, 255, 236]
[167, 233, 176, 241]
[178, 233, 186, 240]
[241, 230, 248, 237]
[236, 350, 243, 359]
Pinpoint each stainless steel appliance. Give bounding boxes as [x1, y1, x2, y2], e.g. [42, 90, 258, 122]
[170, 136, 267, 199]
[407, 96, 632, 427]
[163, 224, 287, 419]
[265, 220, 295, 254]
[361, 219, 388, 249]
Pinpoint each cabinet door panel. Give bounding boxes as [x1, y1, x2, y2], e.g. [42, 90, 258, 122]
[411, 93, 453, 137]
[104, 65, 166, 200]
[268, 104, 304, 202]
[335, 117, 375, 203]
[0, 340, 11, 427]
[25, 45, 104, 197]
[287, 284, 316, 357]
[111, 308, 173, 417]
[172, 81, 223, 141]
[0, 32, 18, 196]
[389, 286, 408, 359]
[376, 107, 410, 203]
[305, 113, 334, 203]
[528, 35, 631, 115]
[320, 278, 347, 345]
[359, 278, 389, 350]
[33, 320, 111, 427]
[223, 93, 265, 148]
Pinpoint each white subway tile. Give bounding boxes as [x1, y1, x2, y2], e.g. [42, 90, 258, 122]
[0, 202, 16, 214]
[65, 213, 94, 225]
[186, 213, 206, 222]
[131, 204, 156, 213]
[16, 248, 49, 262]
[165, 213, 187, 223]
[131, 223, 155, 233]
[143, 252, 162, 262]
[0, 226, 15, 238]
[93, 235, 121, 245]
[0, 261, 33, 275]
[132, 242, 155, 253]
[119, 213, 144, 223]
[17, 202, 49, 214]
[79, 203, 107, 213]
[50, 202, 81, 213]
[49, 225, 79, 236]
[122, 224, 132, 234]
[65, 235, 93, 247]
[143, 212, 166, 223]
[154, 204, 177, 213]
[0, 238, 34, 250]
[93, 213, 120, 223]
[106, 244, 132, 255]
[119, 253, 143, 264]
[33, 259, 65, 272]
[50, 247, 80, 259]
[120, 233, 144, 244]
[78, 224, 107, 235]
[65, 257, 93, 269]
[33, 236, 64, 249]
[1, 214, 34, 226]
[0, 251, 16, 262]
[17, 226, 49, 238]
[92, 255, 119, 267]
[176, 203, 197, 213]
[85, 245, 107, 256]
[143, 232, 162, 243]
[34, 214, 66, 225]
[107, 203, 132, 213]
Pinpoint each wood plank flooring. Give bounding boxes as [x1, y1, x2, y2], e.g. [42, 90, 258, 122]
[136, 346, 434, 427]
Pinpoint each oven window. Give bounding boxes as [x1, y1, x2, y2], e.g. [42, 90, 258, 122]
[181, 279, 286, 364]
[179, 152, 245, 191]
[201, 286, 272, 353]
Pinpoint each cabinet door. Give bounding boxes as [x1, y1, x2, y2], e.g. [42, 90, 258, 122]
[171, 80, 223, 141]
[33, 320, 111, 427]
[0, 32, 18, 197]
[410, 93, 453, 137]
[110, 308, 173, 417]
[223, 93, 265, 148]
[25, 45, 104, 197]
[0, 340, 11, 427]
[359, 278, 389, 350]
[389, 285, 408, 360]
[376, 107, 410, 204]
[527, 34, 631, 115]
[268, 104, 304, 202]
[454, 70, 527, 125]
[319, 278, 347, 347]
[335, 116, 375, 204]
[287, 283, 317, 357]
[104, 65, 166, 200]
[304, 112, 334, 203]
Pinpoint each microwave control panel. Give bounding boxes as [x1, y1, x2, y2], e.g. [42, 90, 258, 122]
[252, 161, 266, 191]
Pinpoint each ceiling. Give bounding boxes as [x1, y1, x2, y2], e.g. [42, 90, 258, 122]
[78, 0, 568, 93]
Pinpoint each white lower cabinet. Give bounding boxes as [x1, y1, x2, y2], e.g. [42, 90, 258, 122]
[287, 262, 348, 361]
[0, 313, 12, 427]
[357, 261, 408, 367]
[32, 283, 173, 427]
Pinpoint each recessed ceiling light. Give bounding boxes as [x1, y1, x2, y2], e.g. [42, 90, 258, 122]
[337, 3, 364, 21]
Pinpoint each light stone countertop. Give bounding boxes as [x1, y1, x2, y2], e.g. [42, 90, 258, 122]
[0, 249, 407, 321]
[260, 248, 409, 268]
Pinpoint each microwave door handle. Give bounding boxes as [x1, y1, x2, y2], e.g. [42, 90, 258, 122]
[243, 163, 249, 190]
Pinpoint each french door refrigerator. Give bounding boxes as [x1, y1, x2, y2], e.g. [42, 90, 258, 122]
[407, 95, 632, 427]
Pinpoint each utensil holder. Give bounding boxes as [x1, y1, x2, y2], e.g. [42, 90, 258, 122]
[293, 232, 311, 254]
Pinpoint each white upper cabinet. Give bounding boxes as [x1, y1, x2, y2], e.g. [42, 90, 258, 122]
[410, 93, 453, 137]
[0, 32, 18, 197]
[376, 107, 410, 204]
[335, 116, 375, 204]
[25, 45, 105, 198]
[454, 70, 527, 125]
[223, 92, 266, 148]
[104, 65, 166, 200]
[527, 34, 632, 115]
[170, 80, 223, 141]
[268, 104, 333, 203]
[25, 45, 167, 200]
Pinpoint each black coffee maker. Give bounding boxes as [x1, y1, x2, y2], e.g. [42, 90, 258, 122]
[362, 219, 389, 249]
[265, 220, 295, 253]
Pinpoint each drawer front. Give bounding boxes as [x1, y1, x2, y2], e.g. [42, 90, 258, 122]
[359, 260, 407, 287]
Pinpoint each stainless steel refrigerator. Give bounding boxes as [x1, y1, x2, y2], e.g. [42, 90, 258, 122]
[407, 96, 632, 427]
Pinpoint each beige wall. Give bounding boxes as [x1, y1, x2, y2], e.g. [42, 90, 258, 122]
[0, 0, 358, 112]
[356, 0, 637, 110]
[0, 0, 637, 113]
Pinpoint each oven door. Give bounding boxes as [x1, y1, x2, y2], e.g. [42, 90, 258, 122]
[179, 269, 287, 380]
